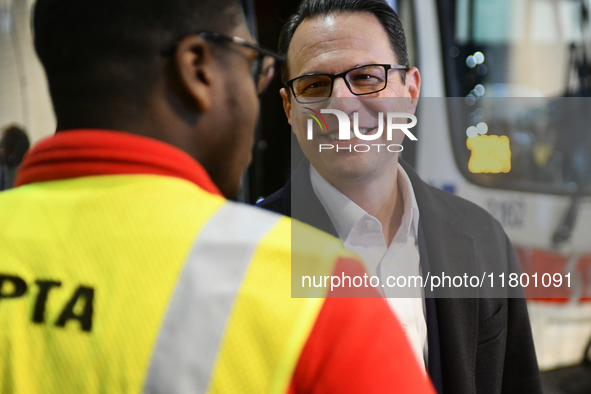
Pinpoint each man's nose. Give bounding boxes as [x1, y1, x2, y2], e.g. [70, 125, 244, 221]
[331, 77, 356, 98]
[325, 78, 362, 116]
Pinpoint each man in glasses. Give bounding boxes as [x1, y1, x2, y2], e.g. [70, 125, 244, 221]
[258, 0, 541, 393]
[0, 0, 436, 392]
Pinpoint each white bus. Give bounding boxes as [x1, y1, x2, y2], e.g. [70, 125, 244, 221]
[398, 0, 591, 385]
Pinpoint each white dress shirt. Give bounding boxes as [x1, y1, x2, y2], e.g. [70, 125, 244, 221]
[310, 164, 428, 370]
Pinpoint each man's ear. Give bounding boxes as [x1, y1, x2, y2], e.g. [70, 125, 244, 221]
[405, 67, 421, 113]
[174, 35, 215, 112]
[280, 87, 292, 127]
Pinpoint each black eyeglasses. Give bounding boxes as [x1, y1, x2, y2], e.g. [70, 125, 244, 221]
[161, 32, 286, 94]
[285, 64, 409, 103]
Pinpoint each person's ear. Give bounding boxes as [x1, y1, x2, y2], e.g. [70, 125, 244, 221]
[174, 35, 216, 112]
[405, 67, 421, 113]
[280, 87, 292, 127]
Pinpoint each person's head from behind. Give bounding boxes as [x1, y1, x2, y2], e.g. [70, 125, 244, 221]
[277, 0, 421, 186]
[34, 0, 277, 198]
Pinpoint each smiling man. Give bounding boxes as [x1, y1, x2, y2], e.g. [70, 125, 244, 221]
[258, 0, 542, 393]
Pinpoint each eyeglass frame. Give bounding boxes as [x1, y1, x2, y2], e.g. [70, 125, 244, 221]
[284, 64, 409, 103]
[160, 31, 286, 92]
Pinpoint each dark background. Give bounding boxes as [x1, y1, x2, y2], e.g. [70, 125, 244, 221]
[242, 0, 300, 203]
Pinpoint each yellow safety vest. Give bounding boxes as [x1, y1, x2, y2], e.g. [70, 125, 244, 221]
[0, 174, 351, 393]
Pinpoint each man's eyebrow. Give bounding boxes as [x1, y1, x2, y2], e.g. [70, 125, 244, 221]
[296, 62, 379, 77]
[297, 70, 331, 77]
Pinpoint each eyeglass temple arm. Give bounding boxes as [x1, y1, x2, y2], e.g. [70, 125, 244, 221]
[230, 36, 287, 63]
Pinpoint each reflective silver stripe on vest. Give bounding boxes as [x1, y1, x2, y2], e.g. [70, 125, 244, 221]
[142, 202, 282, 394]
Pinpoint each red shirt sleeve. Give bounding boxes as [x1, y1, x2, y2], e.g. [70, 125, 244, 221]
[288, 257, 435, 394]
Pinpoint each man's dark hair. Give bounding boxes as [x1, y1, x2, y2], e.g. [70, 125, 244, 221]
[34, 0, 241, 125]
[278, 0, 408, 83]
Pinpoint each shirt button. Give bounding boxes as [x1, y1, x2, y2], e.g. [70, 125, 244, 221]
[364, 220, 374, 230]
[383, 256, 393, 268]
[401, 324, 408, 332]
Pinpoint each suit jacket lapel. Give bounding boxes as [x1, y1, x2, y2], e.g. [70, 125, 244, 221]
[418, 221, 443, 394]
[290, 159, 339, 237]
[400, 159, 478, 394]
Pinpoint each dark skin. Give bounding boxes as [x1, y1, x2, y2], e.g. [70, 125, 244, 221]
[55, 21, 261, 198]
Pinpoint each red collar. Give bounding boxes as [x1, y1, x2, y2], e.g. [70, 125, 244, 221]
[15, 129, 222, 196]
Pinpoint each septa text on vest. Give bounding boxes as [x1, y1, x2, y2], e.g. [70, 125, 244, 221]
[0, 274, 94, 332]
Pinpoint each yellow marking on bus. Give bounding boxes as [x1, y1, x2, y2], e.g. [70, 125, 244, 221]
[467, 135, 511, 174]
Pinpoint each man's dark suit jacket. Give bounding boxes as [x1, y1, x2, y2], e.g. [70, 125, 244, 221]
[258, 158, 542, 394]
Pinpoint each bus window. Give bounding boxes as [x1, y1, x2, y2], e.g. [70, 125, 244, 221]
[439, 0, 591, 195]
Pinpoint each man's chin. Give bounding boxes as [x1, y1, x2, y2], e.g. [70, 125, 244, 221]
[223, 186, 240, 201]
[312, 157, 387, 185]
[209, 172, 241, 200]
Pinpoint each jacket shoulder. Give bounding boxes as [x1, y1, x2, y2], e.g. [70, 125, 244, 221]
[257, 180, 291, 217]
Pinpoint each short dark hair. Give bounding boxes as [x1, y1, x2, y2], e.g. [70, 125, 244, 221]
[278, 0, 408, 83]
[33, 0, 241, 121]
